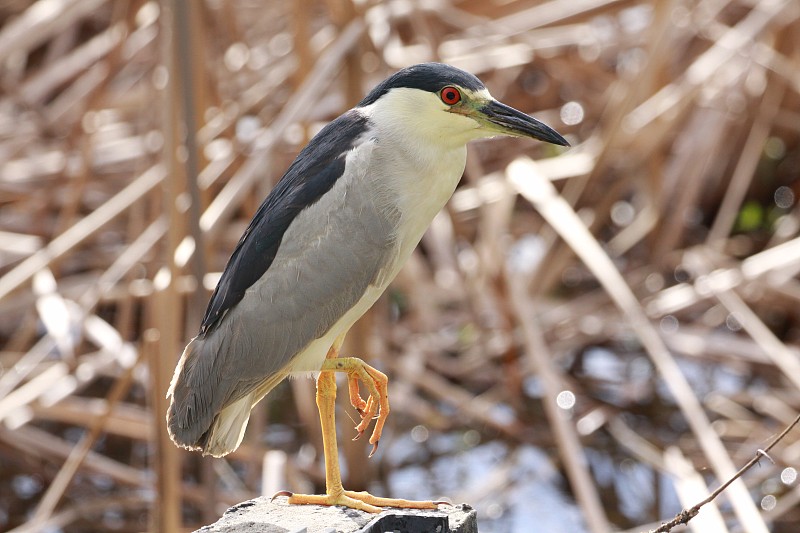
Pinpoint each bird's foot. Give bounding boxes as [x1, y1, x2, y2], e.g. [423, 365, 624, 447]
[322, 357, 389, 456]
[278, 489, 437, 514]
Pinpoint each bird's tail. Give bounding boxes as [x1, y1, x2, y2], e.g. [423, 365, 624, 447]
[166, 335, 284, 457]
[166, 336, 222, 454]
[199, 393, 254, 457]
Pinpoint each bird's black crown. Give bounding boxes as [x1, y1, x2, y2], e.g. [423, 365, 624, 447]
[358, 63, 486, 107]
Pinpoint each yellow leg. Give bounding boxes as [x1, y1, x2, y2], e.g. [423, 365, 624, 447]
[286, 334, 436, 513]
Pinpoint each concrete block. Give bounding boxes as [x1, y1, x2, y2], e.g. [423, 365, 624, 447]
[196, 496, 478, 533]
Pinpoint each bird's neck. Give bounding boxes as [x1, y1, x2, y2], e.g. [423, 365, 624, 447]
[371, 126, 467, 261]
[355, 98, 469, 260]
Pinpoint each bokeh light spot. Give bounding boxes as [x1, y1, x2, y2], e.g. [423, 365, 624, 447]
[760, 494, 776, 511]
[774, 186, 795, 209]
[560, 101, 585, 125]
[556, 390, 576, 410]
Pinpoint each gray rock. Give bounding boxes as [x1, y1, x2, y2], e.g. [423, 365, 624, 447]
[196, 496, 478, 533]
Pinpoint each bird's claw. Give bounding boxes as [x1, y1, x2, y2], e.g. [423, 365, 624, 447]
[270, 490, 294, 501]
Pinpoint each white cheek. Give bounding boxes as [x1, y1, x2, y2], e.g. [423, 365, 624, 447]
[440, 112, 485, 143]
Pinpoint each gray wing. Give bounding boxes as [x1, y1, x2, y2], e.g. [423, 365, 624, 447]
[187, 139, 400, 412]
[198, 110, 371, 333]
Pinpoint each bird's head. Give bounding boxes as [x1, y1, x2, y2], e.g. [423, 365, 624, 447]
[358, 63, 569, 149]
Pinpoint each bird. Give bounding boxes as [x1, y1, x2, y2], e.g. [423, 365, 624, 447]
[167, 62, 568, 513]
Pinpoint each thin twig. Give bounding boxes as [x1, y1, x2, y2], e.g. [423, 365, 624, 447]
[648, 413, 800, 533]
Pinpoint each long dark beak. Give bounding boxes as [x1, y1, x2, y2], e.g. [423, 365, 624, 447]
[478, 100, 569, 146]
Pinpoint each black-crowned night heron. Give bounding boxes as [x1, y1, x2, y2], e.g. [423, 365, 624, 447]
[167, 63, 568, 512]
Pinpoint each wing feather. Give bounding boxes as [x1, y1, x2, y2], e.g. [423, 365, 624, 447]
[200, 110, 371, 334]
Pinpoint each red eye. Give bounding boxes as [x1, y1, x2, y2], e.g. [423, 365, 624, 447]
[440, 86, 461, 105]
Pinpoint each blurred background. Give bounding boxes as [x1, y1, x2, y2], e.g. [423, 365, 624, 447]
[1, 0, 799, 531]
